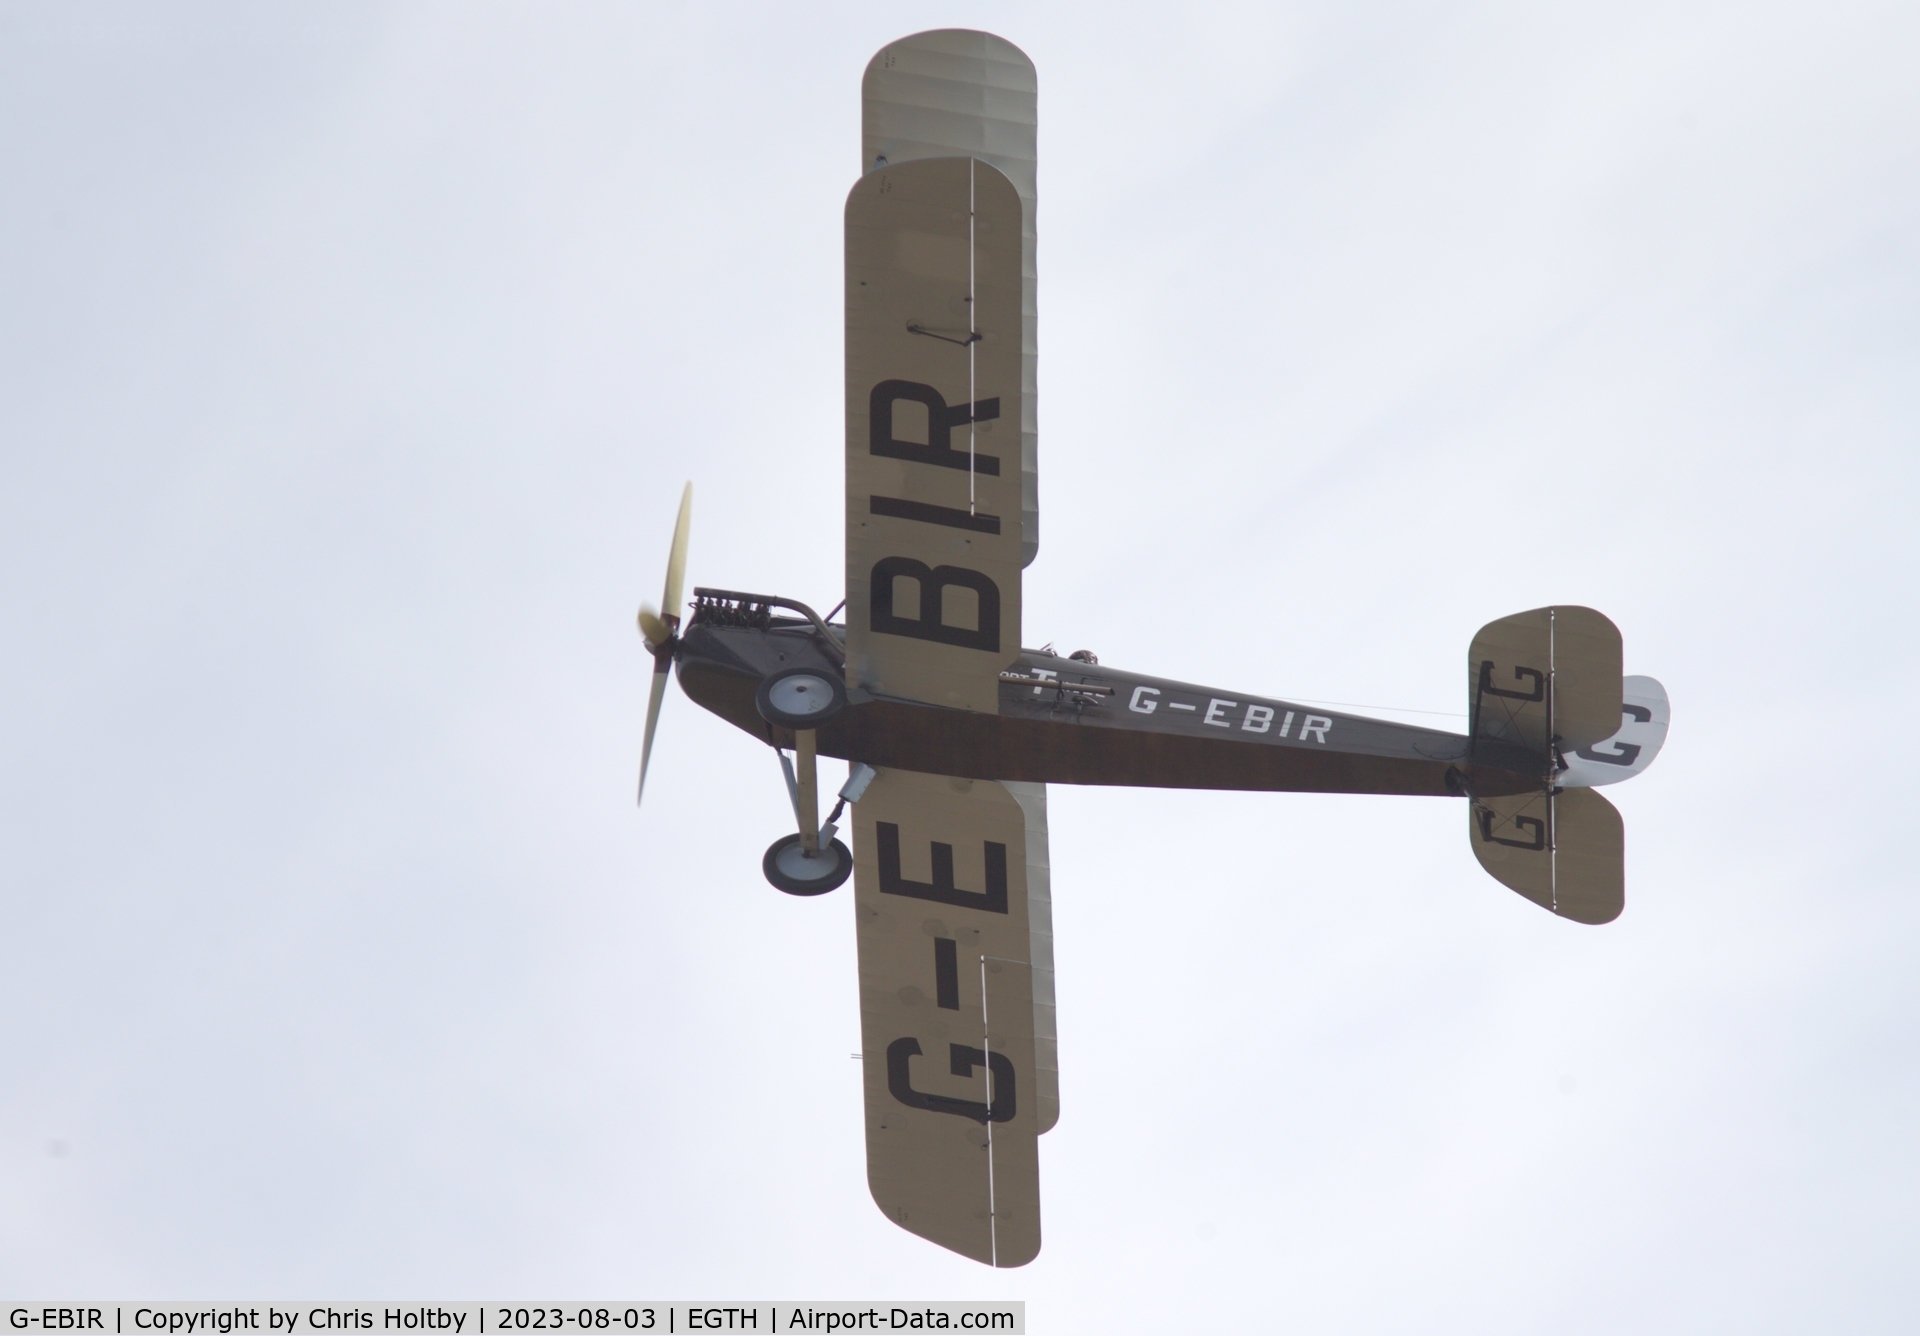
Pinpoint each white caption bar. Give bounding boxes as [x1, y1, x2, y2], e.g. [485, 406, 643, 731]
[5, 1307, 1022, 1336]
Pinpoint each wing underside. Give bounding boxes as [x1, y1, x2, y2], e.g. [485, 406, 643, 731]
[844, 154, 1026, 709]
[854, 768, 1042, 1267]
[846, 43, 1048, 1265]
[863, 30, 1038, 567]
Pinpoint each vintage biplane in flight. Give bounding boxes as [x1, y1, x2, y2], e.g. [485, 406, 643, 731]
[633, 30, 1670, 1269]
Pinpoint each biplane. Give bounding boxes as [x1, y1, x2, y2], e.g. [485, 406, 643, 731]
[633, 30, 1670, 1269]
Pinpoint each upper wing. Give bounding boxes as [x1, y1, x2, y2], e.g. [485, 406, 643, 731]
[863, 30, 1038, 566]
[853, 768, 1043, 1267]
[844, 156, 1026, 709]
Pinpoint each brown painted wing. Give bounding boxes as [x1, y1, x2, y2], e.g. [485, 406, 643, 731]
[844, 156, 1026, 711]
[851, 769, 1044, 1267]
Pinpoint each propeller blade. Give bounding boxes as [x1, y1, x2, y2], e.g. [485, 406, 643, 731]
[637, 603, 669, 652]
[661, 481, 692, 632]
[637, 666, 671, 806]
[636, 482, 692, 808]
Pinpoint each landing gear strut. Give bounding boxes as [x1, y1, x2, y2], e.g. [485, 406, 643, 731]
[760, 734, 872, 896]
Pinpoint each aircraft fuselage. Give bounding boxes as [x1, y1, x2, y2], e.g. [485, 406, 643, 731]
[675, 607, 1545, 799]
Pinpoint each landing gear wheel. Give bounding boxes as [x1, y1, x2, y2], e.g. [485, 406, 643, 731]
[762, 833, 854, 896]
[756, 666, 848, 730]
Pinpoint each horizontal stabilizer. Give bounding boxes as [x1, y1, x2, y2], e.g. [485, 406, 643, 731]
[1558, 675, 1670, 787]
[1470, 786, 1623, 925]
[1470, 606, 1622, 776]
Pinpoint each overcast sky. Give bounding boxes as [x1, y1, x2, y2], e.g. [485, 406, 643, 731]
[2, 1, 1916, 1329]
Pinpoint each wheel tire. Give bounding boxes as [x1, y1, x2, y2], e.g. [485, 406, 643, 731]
[762, 833, 854, 896]
[755, 666, 848, 730]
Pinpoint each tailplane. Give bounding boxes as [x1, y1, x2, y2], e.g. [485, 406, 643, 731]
[1470, 787, 1624, 925]
[1464, 607, 1666, 924]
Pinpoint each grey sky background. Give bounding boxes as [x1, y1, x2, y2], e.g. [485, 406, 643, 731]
[2, 1, 1916, 1329]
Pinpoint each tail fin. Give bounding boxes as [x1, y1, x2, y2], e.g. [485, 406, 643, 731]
[1556, 676, 1670, 788]
[1469, 787, 1623, 924]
